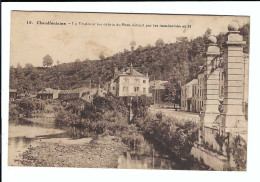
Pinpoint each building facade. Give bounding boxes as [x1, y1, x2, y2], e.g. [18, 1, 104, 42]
[37, 88, 60, 100]
[108, 64, 150, 98]
[181, 79, 198, 111]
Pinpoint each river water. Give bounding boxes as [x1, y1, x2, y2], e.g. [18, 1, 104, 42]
[8, 118, 201, 170]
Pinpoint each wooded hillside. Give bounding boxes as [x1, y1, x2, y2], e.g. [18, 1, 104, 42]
[10, 24, 249, 94]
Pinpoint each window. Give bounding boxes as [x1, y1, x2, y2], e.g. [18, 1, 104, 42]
[135, 79, 140, 83]
[143, 80, 146, 83]
[113, 87, 115, 90]
[143, 88, 146, 93]
[134, 87, 139, 92]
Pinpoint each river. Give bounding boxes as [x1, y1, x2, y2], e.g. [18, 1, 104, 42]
[8, 118, 203, 170]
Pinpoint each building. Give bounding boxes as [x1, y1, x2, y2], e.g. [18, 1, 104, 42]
[9, 89, 18, 100]
[37, 88, 60, 100]
[176, 36, 188, 43]
[37, 86, 107, 102]
[108, 64, 150, 97]
[181, 79, 198, 111]
[196, 67, 206, 113]
[149, 80, 168, 105]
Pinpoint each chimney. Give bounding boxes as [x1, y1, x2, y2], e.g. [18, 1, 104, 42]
[130, 63, 133, 76]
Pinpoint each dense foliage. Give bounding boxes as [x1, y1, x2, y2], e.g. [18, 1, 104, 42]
[136, 114, 199, 159]
[131, 95, 153, 121]
[9, 98, 46, 119]
[55, 95, 138, 139]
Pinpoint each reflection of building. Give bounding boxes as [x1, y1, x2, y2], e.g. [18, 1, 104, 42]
[181, 79, 197, 111]
[108, 64, 150, 97]
[149, 80, 168, 104]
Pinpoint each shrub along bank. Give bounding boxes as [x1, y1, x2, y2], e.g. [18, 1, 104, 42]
[130, 96, 205, 169]
[54, 93, 145, 147]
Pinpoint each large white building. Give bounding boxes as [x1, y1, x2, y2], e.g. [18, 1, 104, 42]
[108, 64, 151, 97]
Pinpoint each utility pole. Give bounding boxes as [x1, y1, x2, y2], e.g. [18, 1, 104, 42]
[153, 76, 156, 105]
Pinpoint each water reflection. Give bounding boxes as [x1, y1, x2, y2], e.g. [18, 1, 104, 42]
[118, 141, 175, 170]
[8, 137, 37, 166]
[16, 118, 55, 129]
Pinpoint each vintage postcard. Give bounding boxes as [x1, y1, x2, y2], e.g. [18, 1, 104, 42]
[8, 11, 249, 171]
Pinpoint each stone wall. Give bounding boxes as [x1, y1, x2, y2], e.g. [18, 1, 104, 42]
[191, 145, 227, 171]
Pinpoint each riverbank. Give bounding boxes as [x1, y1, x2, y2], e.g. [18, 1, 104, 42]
[18, 136, 128, 168]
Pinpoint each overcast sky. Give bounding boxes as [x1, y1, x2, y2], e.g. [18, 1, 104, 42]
[10, 11, 249, 67]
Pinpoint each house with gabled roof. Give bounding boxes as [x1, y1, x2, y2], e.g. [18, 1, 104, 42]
[108, 63, 151, 97]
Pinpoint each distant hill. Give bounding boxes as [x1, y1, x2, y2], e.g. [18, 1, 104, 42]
[10, 24, 249, 94]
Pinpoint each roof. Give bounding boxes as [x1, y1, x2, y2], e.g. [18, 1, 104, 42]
[38, 88, 61, 94]
[114, 66, 146, 79]
[124, 68, 145, 77]
[9, 89, 17, 92]
[185, 79, 198, 86]
[59, 90, 81, 94]
[150, 80, 168, 90]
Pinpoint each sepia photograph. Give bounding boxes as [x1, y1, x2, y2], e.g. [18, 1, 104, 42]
[8, 11, 249, 171]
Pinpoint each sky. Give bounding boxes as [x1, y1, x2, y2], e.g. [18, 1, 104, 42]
[10, 11, 250, 67]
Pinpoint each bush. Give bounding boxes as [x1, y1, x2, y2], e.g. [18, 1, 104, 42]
[131, 95, 152, 121]
[9, 103, 19, 123]
[54, 109, 71, 127]
[232, 136, 247, 171]
[156, 112, 163, 120]
[140, 116, 199, 158]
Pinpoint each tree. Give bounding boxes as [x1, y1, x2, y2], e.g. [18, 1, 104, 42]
[99, 51, 105, 60]
[203, 28, 212, 39]
[164, 78, 181, 107]
[130, 41, 136, 51]
[24, 63, 34, 76]
[131, 95, 152, 121]
[216, 33, 226, 52]
[155, 38, 164, 47]
[43, 54, 53, 67]
[239, 23, 250, 54]
[18, 98, 36, 117]
[25, 63, 33, 69]
[17, 63, 22, 69]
